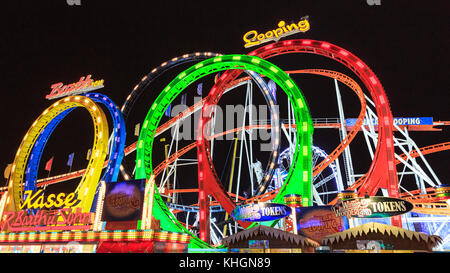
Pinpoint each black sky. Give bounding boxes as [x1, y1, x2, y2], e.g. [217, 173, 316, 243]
[1, 0, 449, 191]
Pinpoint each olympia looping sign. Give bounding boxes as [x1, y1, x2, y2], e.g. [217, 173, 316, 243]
[243, 17, 310, 48]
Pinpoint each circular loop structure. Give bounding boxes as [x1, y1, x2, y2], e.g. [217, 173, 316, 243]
[121, 52, 223, 119]
[135, 54, 313, 245]
[246, 39, 398, 203]
[188, 38, 401, 237]
[7, 95, 109, 212]
[25, 93, 125, 192]
[84, 93, 126, 183]
[119, 52, 223, 180]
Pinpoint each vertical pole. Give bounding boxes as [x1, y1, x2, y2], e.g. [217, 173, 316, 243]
[223, 135, 239, 237]
[335, 79, 356, 187]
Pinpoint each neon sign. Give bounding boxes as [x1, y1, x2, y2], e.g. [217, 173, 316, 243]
[243, 17, 310, 48]
[45, 74, 104, 100]
[332, 197, 414, 218]
[345, 117, 434, 127]
[231, 202, 291, 222]
[20, 189, 81, 210]
[0, 208, 93, 232]
[0, 190, 90, 232]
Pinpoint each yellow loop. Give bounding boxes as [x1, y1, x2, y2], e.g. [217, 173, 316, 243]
[6, 96, 109, 213]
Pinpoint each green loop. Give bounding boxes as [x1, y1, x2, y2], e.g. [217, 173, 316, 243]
[136, 54, 313, 248]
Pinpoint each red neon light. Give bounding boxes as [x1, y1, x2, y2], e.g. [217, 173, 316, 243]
[45, 75, 104, 100]
[302, 40, 312, 45]
[388, 161, 395, 171]
[339, 50, 349, 56]
[195, 39, 401, 231]
[1, 208, 92, 232]
[8, 224, 92, 232]
[356, 61, 365, 68]
[386, 138, 393, 148]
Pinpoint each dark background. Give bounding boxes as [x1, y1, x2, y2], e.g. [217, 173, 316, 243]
[0, 0, 448, 196]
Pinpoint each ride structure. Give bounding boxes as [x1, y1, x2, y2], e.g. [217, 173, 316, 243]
[1, 37, 448, 251]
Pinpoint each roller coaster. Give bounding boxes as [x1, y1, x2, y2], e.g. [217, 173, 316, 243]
[2, 39, 449, 250]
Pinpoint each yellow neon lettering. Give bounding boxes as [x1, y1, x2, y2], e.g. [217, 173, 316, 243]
[243, 30, 259, 48]
[257, 33, 265, 41]
[54, 193, 66, 208]
[34, 194, 45, 209]
[273, 28, 283, 38]
[298, 19, 310, 32]
[278, 21, 289, 33]
[44, 194, 56, 209]
[243, 18, 310, 48]
[286, 23, 298, 32]
[64, 192, 80, 207]
[19, 190, 41, 210]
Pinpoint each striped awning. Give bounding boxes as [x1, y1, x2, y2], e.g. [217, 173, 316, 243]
[321, 222, 442, 247]
[222, 225, 320, 248]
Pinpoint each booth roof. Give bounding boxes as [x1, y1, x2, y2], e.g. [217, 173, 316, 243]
[221, 225, 320, 248]
[321, 222, 442, 247]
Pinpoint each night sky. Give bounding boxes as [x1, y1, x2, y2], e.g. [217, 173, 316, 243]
[1, 0, 449, 197]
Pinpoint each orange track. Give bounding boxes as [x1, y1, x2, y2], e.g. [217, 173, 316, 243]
[8, 73, 448, 217]
[28, 69, 366, 190]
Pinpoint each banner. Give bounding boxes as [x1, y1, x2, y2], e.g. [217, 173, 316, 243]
[3, 164, 12, 179]
[197, 83, 203, 96]
[67, 153, 74, 167]
[101, 179, 146, 222]
[134, 123, 140, 136]
[165, 104, 172, 117]
[45, 157, 54, 171]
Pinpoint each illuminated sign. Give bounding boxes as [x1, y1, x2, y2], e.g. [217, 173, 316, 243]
[345, 117, 434, 127]
[102, 180, 145, 222]
[0, 208, 93, 232]
[332, 197, 414, 218]
[243, 17, 310, 48]
[231, 202, 291, 222]
[0, 190, 91, 232]
[45, 74, 104, 100]
[295, 206, 348, 243]
[20, 189, 81, 210]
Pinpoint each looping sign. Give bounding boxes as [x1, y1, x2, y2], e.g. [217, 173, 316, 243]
[332, 196, 414, 218]
[242, 17, 310, 48]
[231, 202, 292, 222]
[0, 190, 92, 232]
